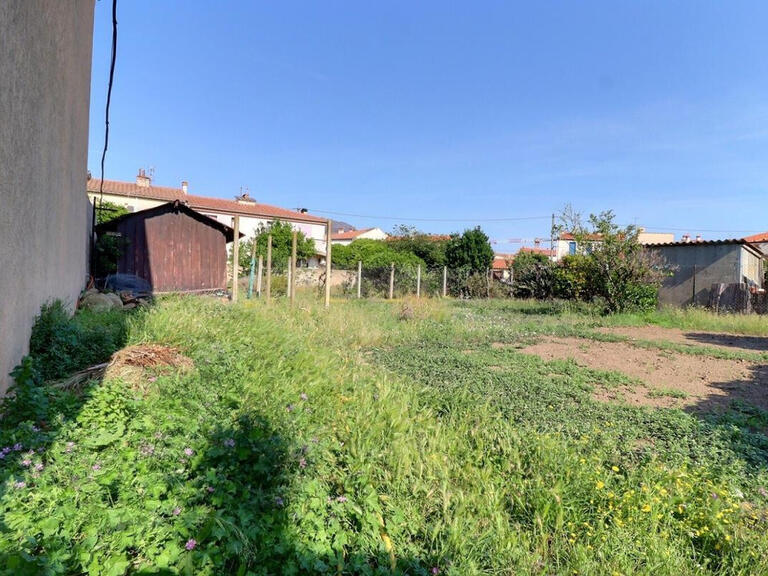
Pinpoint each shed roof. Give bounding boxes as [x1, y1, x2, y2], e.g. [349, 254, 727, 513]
[95, 201, 243, 242]
[644, 238, 765, 257]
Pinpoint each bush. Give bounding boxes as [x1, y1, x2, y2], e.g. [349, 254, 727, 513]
[552, 255, 595, 301]
[512, 252, 555, 299]
[27, 300, 128, 381]
[332, 239, 424, 270]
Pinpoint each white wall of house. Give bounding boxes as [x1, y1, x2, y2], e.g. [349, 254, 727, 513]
[332, 227, 388, 246]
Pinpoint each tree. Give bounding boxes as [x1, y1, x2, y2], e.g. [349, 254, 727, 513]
[95, 201, 130, 225]
[387, 225, 448, 268]
[558, 208, 667, 312]
[512, 251, 555, 299]
[238, 220, 315, 274]
[332, 239, 423, 269]
[444, 227, 494, 273]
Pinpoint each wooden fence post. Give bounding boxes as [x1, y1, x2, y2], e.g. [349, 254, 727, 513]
[487, 267, 491, 298]
[290, 231, 297, 307]
[247, 236, 256, 299]
[256, 254, 263, 297]
[416, 264, 421, 298]
[442, 265, 447, 297]
[357, 260, 362, 299]
[231, 216, 240, 302]
[324, 220, 332, 308]
[266, 234, 272, 303]
[389, 262, 395, 300]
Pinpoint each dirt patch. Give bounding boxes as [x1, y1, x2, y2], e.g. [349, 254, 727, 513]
[521, 337, 768, 412]
[597, 325, 768, 354]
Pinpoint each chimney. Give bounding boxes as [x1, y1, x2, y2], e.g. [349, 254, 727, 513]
[181, 180, 188, 194]
[682, 234, 690, 243]
[695, 234, 702, 243]
[136, 168, 151, 188]
[534, 238, 541, 247]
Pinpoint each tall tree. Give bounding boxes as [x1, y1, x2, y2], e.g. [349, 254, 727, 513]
[445, 227, 494, 273]
[238, 220, 315, 273]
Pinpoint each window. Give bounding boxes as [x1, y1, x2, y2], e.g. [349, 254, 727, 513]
[569, 241, 577, 255]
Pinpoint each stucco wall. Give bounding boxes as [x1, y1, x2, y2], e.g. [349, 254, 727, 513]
[0, 1, 95, 393]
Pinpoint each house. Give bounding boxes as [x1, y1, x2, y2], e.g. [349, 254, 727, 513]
[95, 201, 242, 293]
[0, 1, 94, 394]
[644, 239, 764, 308]
[87, 171, 330, 267]
[492, 253, 515, 282]
[554, 228, 675, 260]
[517, 246, 556, 260]
[331, 227, 389, 246]
[743, 231, 768, 256]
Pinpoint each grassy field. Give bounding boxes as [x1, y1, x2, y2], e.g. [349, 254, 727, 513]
[1, 296, 767, 575]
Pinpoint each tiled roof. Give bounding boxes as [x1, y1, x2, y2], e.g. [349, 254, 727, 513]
[518, 247, 555, 257]
[492, 256, 513, 270]
[87, 178, 327, 224]
[744, 231, 768, 243]
[332, 228, 374, 241]
[559, 232, 602, 241]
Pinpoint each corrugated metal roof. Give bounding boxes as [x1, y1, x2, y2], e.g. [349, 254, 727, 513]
[644, 238, 766, 256]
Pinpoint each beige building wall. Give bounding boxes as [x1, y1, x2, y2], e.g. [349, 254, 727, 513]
[0, 1, 95, 394]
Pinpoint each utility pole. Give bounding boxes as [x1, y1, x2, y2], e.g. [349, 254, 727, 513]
[266, 234, 272, 303]
[290, 231, 297, 307]
[324, 220, 332, 308]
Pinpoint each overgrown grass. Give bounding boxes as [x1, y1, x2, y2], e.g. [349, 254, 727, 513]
[1, 296, 767, 575]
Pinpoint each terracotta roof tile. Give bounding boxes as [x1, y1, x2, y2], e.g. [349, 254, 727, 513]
[331, 228, 374, 240]
[87, 178, 327, 223]
[744, 231, 768, 243]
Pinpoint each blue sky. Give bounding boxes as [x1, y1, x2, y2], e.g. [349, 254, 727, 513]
[88, 1, 768, 249]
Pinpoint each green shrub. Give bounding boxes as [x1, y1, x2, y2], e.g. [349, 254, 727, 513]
[28, 300, 127, 381]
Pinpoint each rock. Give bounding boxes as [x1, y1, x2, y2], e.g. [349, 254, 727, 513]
[80, 292, 115, 312]
[104, 293, 124, 309]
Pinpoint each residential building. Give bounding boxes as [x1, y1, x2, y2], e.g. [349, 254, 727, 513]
[554, 228, 675, 260]
[743, 231, 768, 256]
[331, 227, 389, 246]
[87, 171, 329, 266]
[0, 1, 95, 394]
[644, 239, 764, 308]
[492, 253, 515, 282]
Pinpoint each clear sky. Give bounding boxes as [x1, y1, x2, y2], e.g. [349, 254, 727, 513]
[88, 1, 768, 250]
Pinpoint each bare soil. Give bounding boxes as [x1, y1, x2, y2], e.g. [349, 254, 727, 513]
[596, 325, 768, 354]
[518, 337, 768, 412]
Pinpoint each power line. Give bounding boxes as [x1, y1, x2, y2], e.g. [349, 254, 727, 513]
[98, 0, 118, 203]
[303, 209, 552, 223]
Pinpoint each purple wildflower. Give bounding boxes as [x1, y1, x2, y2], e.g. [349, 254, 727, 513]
[286, 404, 295, 412]
[0, 453, 5, 460]
[184, 448, 194, 457]
[14, 481, 26, 489]
[224, 438, 235, 448]
[139, 444, 155, 456]
[21, 459, 31, 467]
[207, 486, 215, 493]
[336, 495, 347, 503]
[1, 447, 10, 454]
[759, 486, 768, 498]
[185, 538, 196, 551]
[432, 567, 440, 575]
[92, 463, 101, 471]
[173, 507, 182, 516]
[300, 393, 308, 401]
[298, 457, 307, 469]
[31, 425, 40, 432]
[34, 463, 44, 472]
[148, 376, 157, 383]
[711, 493, 719, 500]
[12, 443, 22, 451]
[274, 496, 284, 507]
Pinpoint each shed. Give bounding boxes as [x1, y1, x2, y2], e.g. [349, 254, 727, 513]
[644, 239, 765, 308]
[95, 201, 241, 293]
